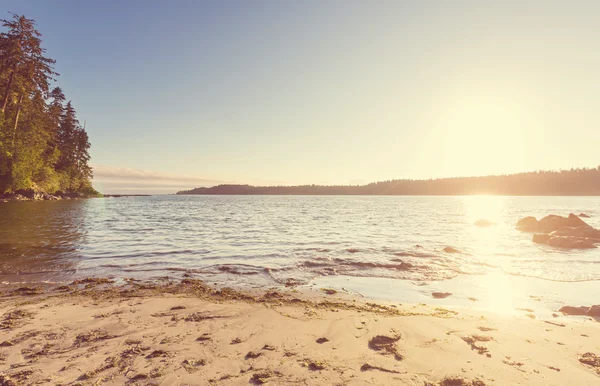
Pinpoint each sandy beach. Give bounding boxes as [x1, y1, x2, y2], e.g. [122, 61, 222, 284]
[0, 278, 599, 385]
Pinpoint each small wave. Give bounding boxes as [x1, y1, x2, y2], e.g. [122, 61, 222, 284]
[215, 264, 261, 275]
[506, 271, 600, 283]
[301, 257, 413, 271]
[391, 251, 437, 258]
[468, 260, 500, 269]
[84, 249, 201, 260]
[295, 247, 331, 253]
[293, 256, 454, 281]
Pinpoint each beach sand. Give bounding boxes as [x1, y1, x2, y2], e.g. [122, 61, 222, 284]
[1, 278, 599, 385]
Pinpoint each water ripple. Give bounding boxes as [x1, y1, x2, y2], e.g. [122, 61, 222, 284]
[1, 195, 599, 284]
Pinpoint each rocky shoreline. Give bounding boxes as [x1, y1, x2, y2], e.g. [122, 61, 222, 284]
[0, 187, 101, 203]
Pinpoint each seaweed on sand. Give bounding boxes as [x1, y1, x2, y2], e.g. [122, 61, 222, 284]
[368, 334, 403, 360]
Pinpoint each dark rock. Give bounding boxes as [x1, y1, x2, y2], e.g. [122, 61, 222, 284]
[534, 234, 596, 249]
[9, 193, 27, 201]
[474, 219, 495, 227]
[532, 234, 551, 244]
[0, 186, 72, 202]
[560, 305, 600, 317]
[245, 351, 262, 359]
[517, 214, 589, 233]
[588, 305, 600, 317]
[551, 226, 600, 240]
[559, 306, 589, 316]
[579, 213, 591, 218]
[521, 213, 600, 249]
[547, 236, 596, 249]
[516, 216, 539, 232]
[14, 188, 37, 200]
[60, 191, 84, 199]
[432, 292, 452, 299]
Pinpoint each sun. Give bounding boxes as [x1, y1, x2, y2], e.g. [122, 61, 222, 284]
[437, 94, 536, 177]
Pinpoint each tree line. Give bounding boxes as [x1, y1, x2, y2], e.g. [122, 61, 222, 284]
[177, 167, 600, 196]
[0, 13, 96, 195]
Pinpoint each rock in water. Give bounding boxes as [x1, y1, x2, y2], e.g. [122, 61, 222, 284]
[516, 216, 539, 232]
[532, 234, 551, 244]
[551, 226, 600, 240]
[474, 219, 495, 227]
[516, 213, 589, 233]
[588, 305, 600, 317]
[579, 213, 591, 218]
[548, 237, 596, 249]
[560, 305, 600, 317]
[443, 247, 460, 253]
[559, 306, 589, 316]
[533, 234, 597, 249]
[538, 213, 589, 233]
[432, 292, 452, 299]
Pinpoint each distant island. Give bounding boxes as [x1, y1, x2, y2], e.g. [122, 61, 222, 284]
[177, 167, 600, 196]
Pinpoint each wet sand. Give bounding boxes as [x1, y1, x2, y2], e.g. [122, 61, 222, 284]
[0, 278, 599, 385]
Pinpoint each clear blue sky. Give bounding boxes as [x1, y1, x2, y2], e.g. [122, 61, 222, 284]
[4, 1, 600, 193]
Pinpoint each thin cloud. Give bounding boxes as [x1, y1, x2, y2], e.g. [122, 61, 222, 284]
[91, 165, 225, 194]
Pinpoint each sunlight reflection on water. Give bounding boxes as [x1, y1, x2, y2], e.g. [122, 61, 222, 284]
[1, 195, 599, 288]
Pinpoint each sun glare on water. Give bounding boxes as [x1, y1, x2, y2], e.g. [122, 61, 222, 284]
[464, 195, 506, 260]
[463, 196, 518, 313]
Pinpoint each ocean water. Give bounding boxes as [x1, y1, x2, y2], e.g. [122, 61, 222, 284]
[1, 195, 599, 311]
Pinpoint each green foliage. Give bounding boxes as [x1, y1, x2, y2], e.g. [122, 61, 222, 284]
[34, 165, 59, 192]
[79, 184, 102, 197]
[0, 13, 94, 194]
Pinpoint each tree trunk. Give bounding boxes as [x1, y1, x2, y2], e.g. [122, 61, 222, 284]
[1, 69, 16, 114]
[11, 93, 24, 151]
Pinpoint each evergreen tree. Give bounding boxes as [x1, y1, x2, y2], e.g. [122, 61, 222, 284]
[0, 13, 96, 195]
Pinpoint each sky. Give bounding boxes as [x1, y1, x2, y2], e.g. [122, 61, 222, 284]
[3, 0, 600, 193]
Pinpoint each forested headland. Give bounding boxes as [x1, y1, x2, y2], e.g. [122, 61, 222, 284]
[0, 13, 97, 198]
[177, 167, 600, 196]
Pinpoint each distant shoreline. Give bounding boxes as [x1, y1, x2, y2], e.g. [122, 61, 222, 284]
[176, 168, 600, 196]
[103, 194, 152, 197]
[177, 192, 600, 197]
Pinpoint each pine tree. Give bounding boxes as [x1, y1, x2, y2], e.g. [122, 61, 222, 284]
[0, 13, 95, 195]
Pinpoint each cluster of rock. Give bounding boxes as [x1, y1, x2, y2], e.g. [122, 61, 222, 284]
[516, 213, 600, 249]
[0, 188, 92, 203]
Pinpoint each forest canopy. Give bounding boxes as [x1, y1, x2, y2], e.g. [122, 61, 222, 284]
[177, 167, 600, 196]
[0, 13, 96, 195]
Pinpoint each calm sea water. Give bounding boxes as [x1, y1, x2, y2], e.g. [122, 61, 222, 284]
[1, 195, 599, 288]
